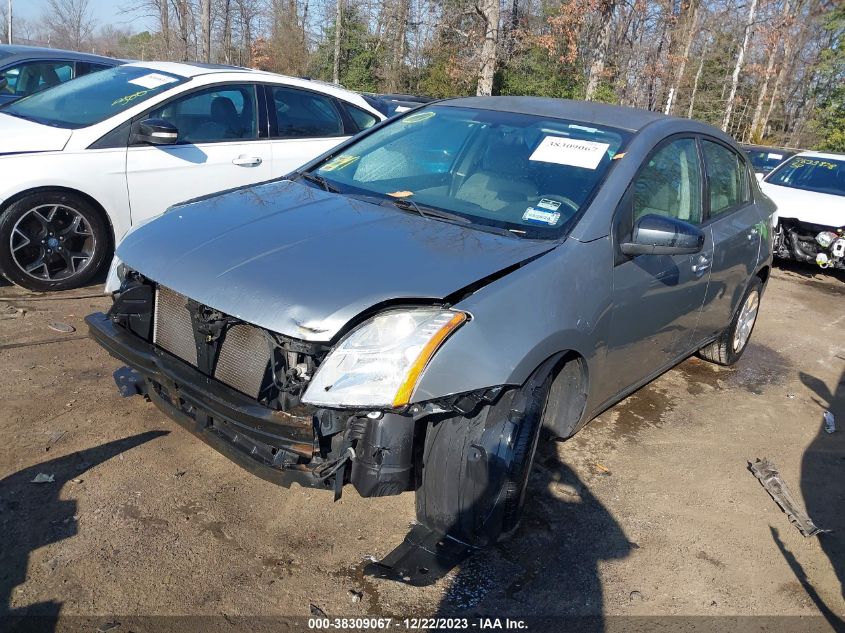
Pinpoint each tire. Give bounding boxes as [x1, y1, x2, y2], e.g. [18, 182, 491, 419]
[698, 276, 763, 366]
[415, 374, 549, 547]
[0, 191, 111, 291]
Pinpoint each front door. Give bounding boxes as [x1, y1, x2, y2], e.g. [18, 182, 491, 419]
[603, 137, 713, 400]
[126, 83, 272, 225]
[695, 139, 763, 343]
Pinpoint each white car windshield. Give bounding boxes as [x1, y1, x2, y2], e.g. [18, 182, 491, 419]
[312, 105, 630, 239]
[1, 66, 187, 129]
[766, 156, 845, 197]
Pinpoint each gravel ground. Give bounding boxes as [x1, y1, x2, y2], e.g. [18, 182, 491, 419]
[0, 262, 843, 632]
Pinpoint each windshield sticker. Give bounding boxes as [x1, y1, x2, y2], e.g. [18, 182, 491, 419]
[321, 154, 359, 171]
[792, 158, 837, 170]
[111, 90, 148, 107]
[767, 153, 783, 160]
[402, 111, 435, 124]
[523, 207, 561, 225]
[128, 73, 179, 90]
[529, 136, 610, 169]
[537, 198, 561, 211]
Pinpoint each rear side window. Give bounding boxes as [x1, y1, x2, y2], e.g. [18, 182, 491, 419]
[702, 140, 749, 216]
[0, 61, 74, 96]
[270, 86, 344, 139]
[77, 62, 112, 76]
[146, 84, 258, 144]
[343, 103, 378, 131]
[633, 138, 703, 225]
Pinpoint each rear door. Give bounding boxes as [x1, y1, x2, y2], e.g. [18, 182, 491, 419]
[125, 83, 273, 224]
[265, 85, 352, 176]
[694, 138, 762, 344]
[604, 136, 713, 397]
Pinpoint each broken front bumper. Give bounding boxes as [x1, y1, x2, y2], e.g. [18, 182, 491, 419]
[85, 312, 325, 490]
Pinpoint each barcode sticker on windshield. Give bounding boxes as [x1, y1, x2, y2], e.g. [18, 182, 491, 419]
[529, 136, 610, 169]
[128, 73, 179, 90]
[523, 207, 561, 225]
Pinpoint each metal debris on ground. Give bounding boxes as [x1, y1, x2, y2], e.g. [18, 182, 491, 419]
[96, 621, 121, 633]
[48, 321, 76, 333]
[749, 458, 830, 537]
[824, 411, 836, 434]
[31, 473, 55, 484]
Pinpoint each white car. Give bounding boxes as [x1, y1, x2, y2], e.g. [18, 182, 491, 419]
[0, 61, 385, 290]
[760, 151, 845, 271]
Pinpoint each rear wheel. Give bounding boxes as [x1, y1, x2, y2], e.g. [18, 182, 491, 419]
[698, 276, 762, 366]
[0, 191, 110, 291]
[415, 375, 549, 547]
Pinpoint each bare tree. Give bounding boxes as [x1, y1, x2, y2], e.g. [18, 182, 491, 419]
[200, 0, 212, 62]
[476, 0, 500, 96]
[585, 0, 617, 101]
[333, 0, 343, 83]
[722, 0, 758, 131]
[42, 0, 96, 50]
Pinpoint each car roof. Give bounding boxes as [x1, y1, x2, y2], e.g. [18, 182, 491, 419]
[0, 44, 118, 64]
[437, 96, 682, 132]
[795, 150, 845, 161]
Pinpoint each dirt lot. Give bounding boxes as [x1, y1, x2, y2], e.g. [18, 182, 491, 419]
[0, 263, 843, 631]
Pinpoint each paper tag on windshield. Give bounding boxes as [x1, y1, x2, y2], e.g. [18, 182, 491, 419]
[529, 136, 610, 169]
[767, 152, 783, 160]
[128, 73, 179, 90]
[537, 198, 561, 211]
[523, 207, 560, 225]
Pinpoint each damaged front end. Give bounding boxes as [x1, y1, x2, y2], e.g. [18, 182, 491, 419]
[86, 272, 485, 503]
[775, 218, 845, 270]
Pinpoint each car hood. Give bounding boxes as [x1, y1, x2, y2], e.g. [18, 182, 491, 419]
[0, 113, 72, 154]
[118, 179, 554, 341]
[760, 181, 845, 228]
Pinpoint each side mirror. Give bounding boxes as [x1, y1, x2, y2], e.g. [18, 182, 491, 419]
[620, 214, 704, 256]
[133, 118, 178, 145]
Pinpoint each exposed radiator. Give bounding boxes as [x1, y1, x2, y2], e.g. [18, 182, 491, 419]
[153, 285, 272, 399]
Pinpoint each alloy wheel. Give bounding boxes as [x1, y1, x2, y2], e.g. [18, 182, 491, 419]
[9, 204, 96, 282]
[732, 290, 759, 353]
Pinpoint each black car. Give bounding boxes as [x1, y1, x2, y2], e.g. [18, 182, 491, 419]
[740, 144, 797, 177]
[0, 44, 120, 105]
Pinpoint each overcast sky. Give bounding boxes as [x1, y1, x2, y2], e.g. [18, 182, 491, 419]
[14, 0, 154, 32]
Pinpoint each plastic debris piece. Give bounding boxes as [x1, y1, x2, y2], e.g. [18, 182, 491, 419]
[48, 321, 76, 333]
[824, 411, 835, 434]
[31, 473, 55, 484]
[749, 458, 829, 537]
[593, 462, 612, 475]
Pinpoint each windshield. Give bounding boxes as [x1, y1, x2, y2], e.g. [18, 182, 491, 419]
[744, 148, 793, 174]
[766, 155, 845, 197]
[1, 66, 187, 129]
[312, 105, 630, 238]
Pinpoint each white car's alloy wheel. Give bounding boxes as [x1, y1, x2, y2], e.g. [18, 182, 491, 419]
[10, 203, 96, 282]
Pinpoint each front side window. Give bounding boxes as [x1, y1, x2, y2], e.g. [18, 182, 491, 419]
[271, 86, 345, 139]
[703, 140, 749, 216]
[343, 103, 378, 132]
[145, 84, 257, 143]
[2, 65, 187, 129]
[0, 61, 73, 97]
[766, 155, 845, 197]
[633, 138, 703, 225]
[312, 105, 629, 238]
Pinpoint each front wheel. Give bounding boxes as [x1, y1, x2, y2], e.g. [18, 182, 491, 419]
[415, 376, 549, 547]
[698, 276, 763, 366]
[0, 191, 111, 291]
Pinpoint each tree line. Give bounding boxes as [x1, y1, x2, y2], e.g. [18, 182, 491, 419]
[3, 0, 842, 150]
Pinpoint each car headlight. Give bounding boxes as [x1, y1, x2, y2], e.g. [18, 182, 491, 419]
[302, 308, 467, 408]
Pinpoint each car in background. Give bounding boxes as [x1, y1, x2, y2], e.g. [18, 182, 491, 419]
[0, 44, 119, 105]
[362, 93, 434, 118]
[760, 151, 845, 270]
[87, 98, 773, 581]
[0, 61, 385, 291]
[741, 144, 796, 179]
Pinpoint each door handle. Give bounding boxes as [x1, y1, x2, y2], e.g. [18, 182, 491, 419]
[232, 155, 262, 167]
[691, 254, 711, 276]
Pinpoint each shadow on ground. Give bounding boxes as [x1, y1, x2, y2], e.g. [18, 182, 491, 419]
[0, 431, 168, 632]
[434, 442, 630, 630]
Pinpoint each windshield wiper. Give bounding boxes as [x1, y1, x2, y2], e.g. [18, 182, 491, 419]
[298, 171, 339, 193]
[390, 198, 471, 224]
